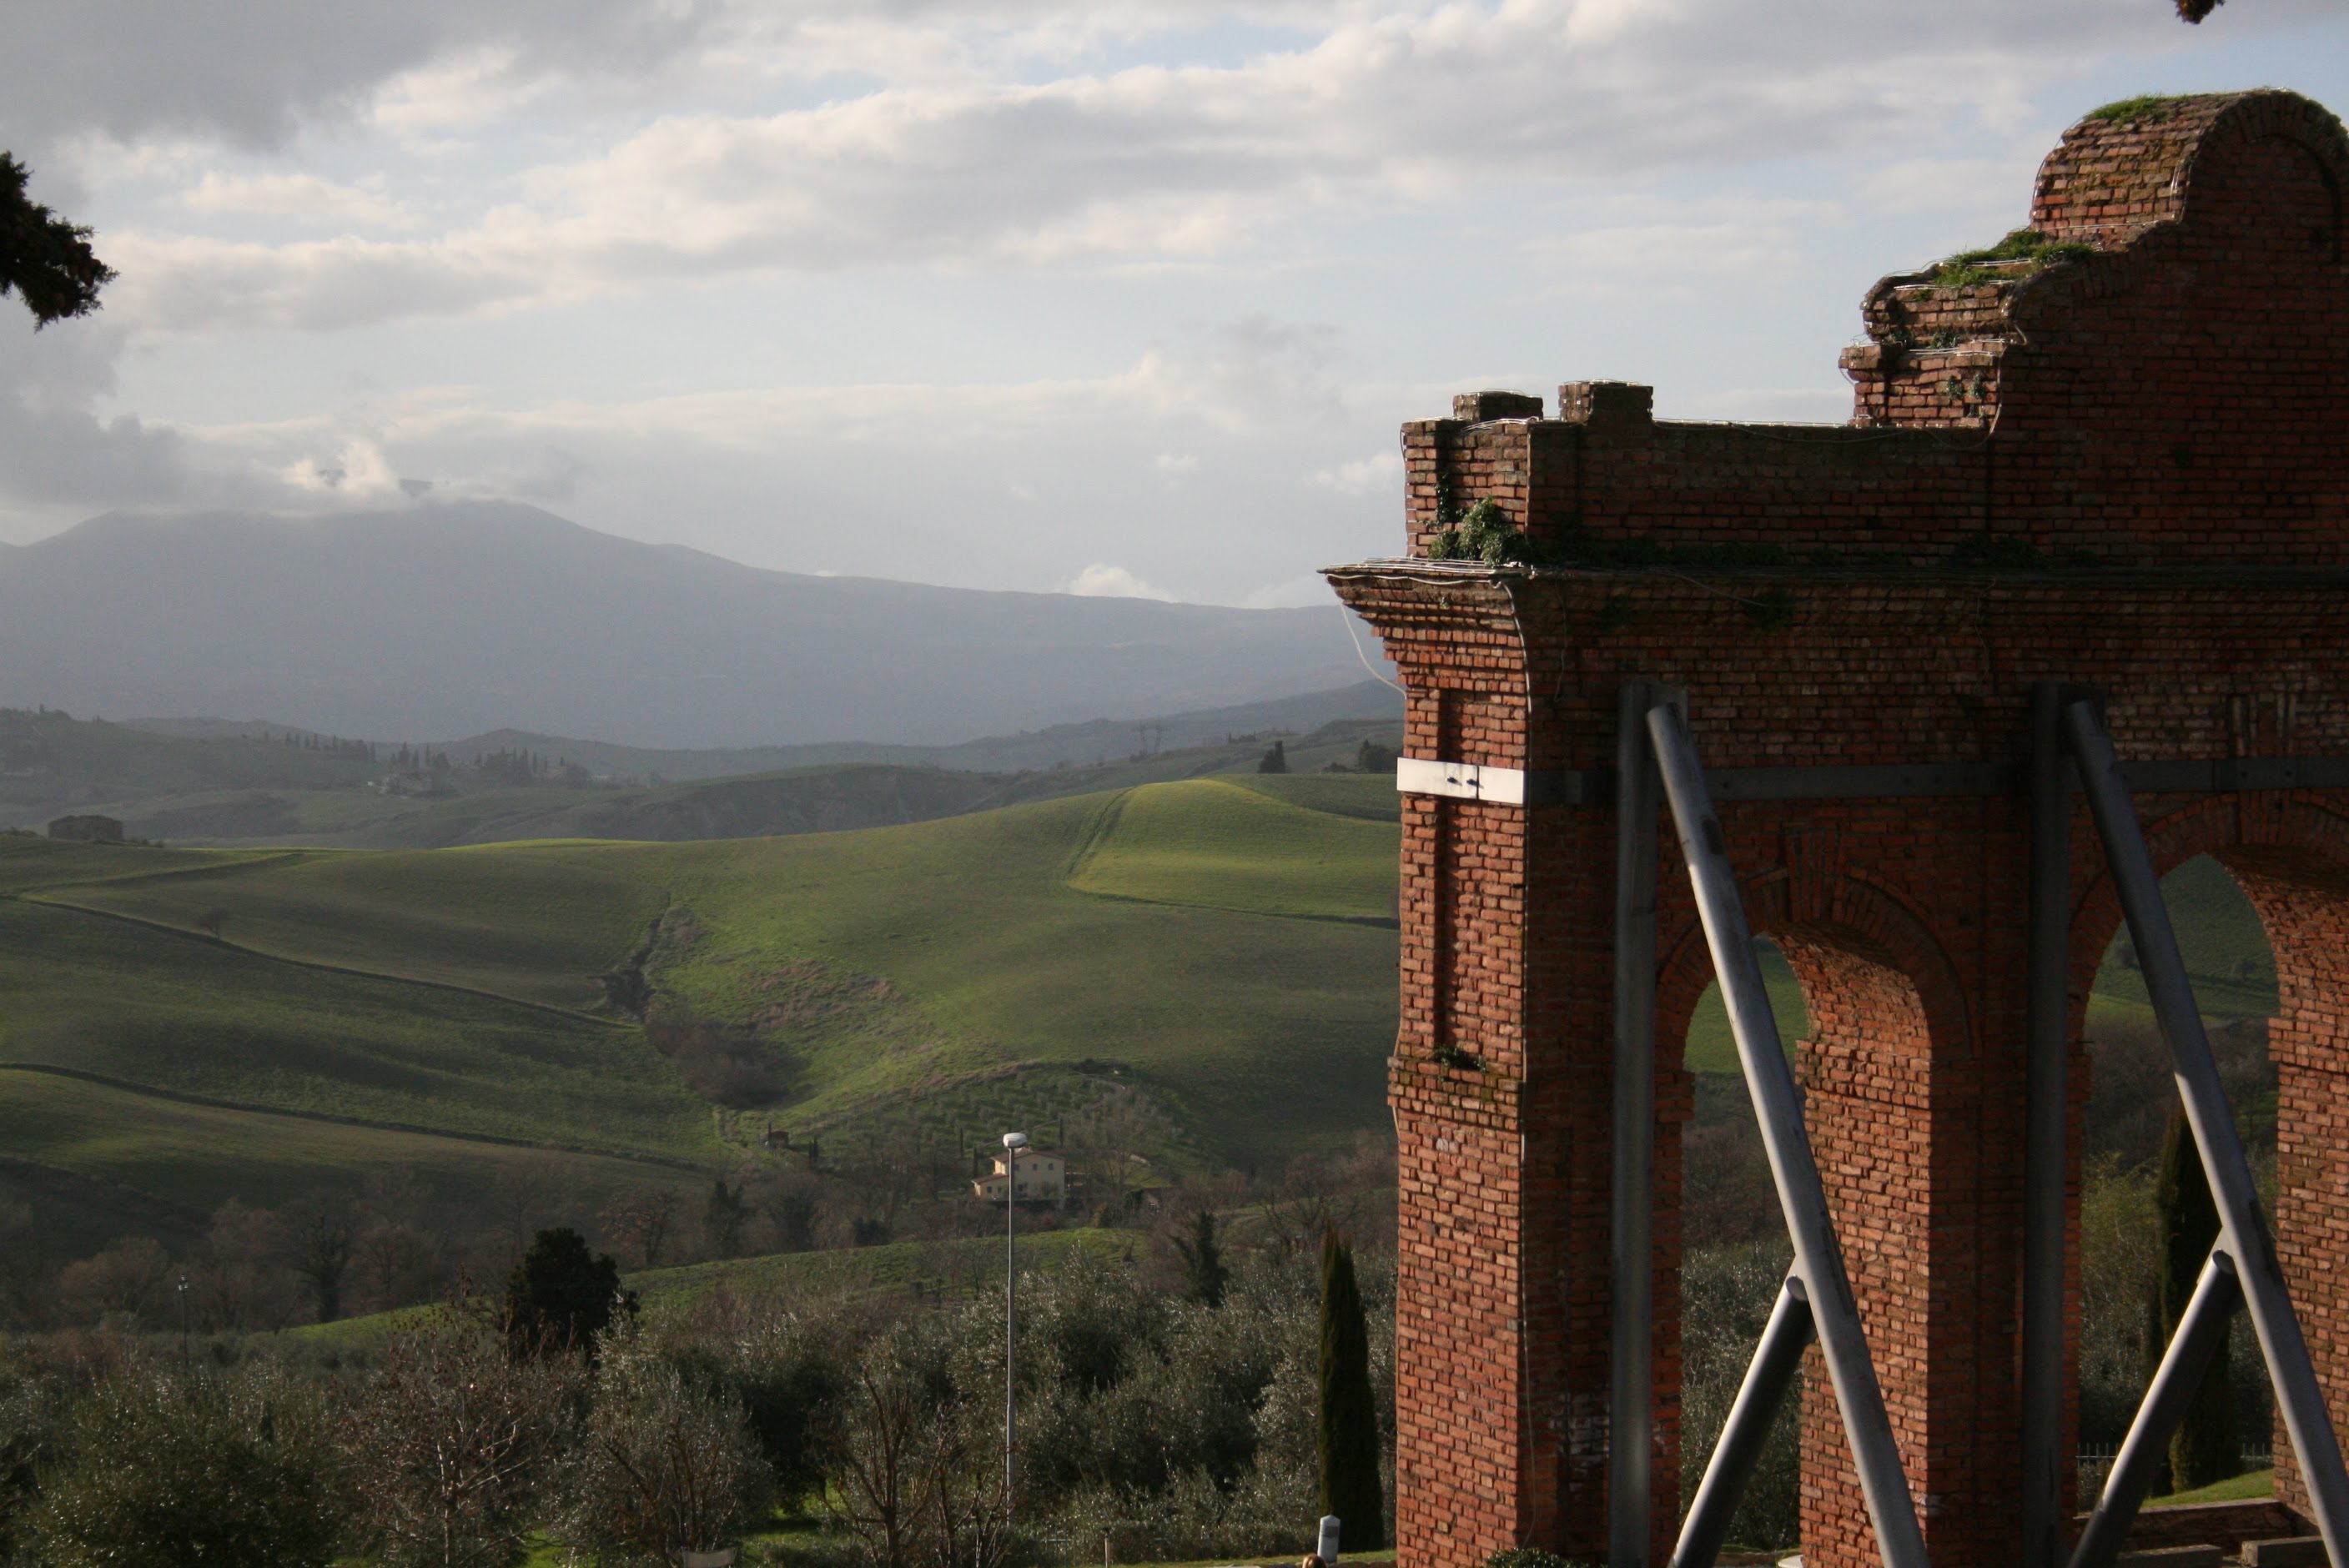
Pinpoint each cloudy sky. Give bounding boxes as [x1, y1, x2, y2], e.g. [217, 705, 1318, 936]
[3, 1, 2346, 607]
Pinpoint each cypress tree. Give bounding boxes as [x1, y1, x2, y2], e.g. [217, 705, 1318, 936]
[1319, 1229, 1386, 1550]
[2154, 1107, 2239, 1491]
[1173, 1209, 1228, 1307]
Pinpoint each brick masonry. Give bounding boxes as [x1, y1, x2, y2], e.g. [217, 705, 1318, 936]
[1328, 92, 2349, 1568]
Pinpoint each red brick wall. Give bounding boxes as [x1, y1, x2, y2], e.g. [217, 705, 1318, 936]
[1333, 89, 2349, 1568]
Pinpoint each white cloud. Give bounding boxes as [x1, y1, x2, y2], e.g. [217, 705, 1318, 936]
[275, 436, 408, 500]
[1527, 221, 1803, 282]
[1240, 572, 1340, 609]
[1064, 562, 1176, 600]
[88, 0, 2236, 337]
[1153, 451, 1198, 477]
[1308, 450, 1400, 495]
[178, 171, 420, 230]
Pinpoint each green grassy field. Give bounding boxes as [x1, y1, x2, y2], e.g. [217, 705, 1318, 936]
[0, 776, 1402, 1246]
[98, 721, 1402, 852]
[0, 767, 2291, 1264]
[0, 1067, 707, 1254]
[1069, 777, 1399, 922]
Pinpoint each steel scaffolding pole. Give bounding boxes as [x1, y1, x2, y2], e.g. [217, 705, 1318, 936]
[1647, 702, 1929, 1568]
[2023, 683, 2080, 1568]
[1612, 682, 1672, 1568]
[1669, 1277, 1816, 1568]
[2069, 1252, 2242, 1568]
[2065, 699, 2349, 1568]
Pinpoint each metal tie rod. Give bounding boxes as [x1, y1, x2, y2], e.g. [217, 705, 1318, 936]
[1647, 704, 1930, 1568]
[1671, 1277, 1816, 1568]
[2065, 700, 2349, 1568]
[2070, 1251, 2242, 1568]
[1612, 682, 1672, 1568]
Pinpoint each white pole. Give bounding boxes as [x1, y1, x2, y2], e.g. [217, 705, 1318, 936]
[1003, 1131, 1028, 1540]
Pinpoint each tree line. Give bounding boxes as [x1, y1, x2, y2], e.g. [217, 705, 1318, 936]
[0, 1209, 1395, 1568]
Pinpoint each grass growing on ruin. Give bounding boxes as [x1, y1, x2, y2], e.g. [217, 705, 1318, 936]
[2090, 93, 2188, 123]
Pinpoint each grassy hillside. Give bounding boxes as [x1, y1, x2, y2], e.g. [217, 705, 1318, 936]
[0, 767, 2288, 1271]
[0, 1068, 707, 1257]
[0, 707, 377, 827]
[98, 719, 1400, 850]
[1, 776, 1401, 1256]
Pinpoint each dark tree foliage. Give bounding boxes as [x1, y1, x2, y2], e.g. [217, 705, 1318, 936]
[504, 1228, 632, 1362]
[704, 1179, 749, 1258]
[1257, 740, 1289, 775]
[1317, 1230, 1385, 1550]
[2153, 1108, 2238, 1490]
[1173, 1209, 1229, 1308]
[28, 1366, 341, 1567]
[284, 1203, 355, 1324]
[0, 155, 113, 328]
[2177, 0, 2224, 20]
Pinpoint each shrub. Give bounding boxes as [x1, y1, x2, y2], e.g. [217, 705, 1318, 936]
[1679, 1243, 1799, 1550]
[27, 1361, 344, 1567]
[342, 1314, 584, 1568]
[561, 1322, 769, 1566]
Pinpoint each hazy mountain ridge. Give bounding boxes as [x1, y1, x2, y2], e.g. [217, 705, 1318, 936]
[125, 679, 1402, 782]
[0, 502, 1381, 747]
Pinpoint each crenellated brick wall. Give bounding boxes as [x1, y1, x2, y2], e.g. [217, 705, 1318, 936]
[1332, 89, 2349, 1568]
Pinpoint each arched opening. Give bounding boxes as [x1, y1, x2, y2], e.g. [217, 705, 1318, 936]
[1676, 941, 1809, 1551]
[1658, 892, 1971, 1568]
[2079, 854, 2280, 1503]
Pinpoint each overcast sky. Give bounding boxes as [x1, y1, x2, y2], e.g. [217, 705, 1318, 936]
[3, 1, 2346, 607]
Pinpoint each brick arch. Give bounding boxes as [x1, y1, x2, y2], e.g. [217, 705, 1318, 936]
[2065, 795, 2349, 1031]
[1650, 858, 1979, 1567]
[1655, 866, 1974, 1070]
[2066, 794, 2349, 1516]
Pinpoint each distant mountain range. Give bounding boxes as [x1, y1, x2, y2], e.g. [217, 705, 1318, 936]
[129, 679, 1402, 781]
[0, 503, 1388, 747]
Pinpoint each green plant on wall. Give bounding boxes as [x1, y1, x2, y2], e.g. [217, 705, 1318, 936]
[1427, 498, 1533, 565]
[1924, 228, 2098, 289]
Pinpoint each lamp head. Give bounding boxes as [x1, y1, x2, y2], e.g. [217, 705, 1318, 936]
[1003, 1131, 1029, 1149]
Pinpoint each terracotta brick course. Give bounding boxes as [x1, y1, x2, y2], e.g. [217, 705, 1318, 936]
[1330, 91, 2349, 1568]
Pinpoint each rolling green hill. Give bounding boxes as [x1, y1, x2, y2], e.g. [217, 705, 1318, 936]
[0, 776, 1404, 1252]
[0, 1068, 708, 1259]
[94, 719, 1399, 850]
[0, 770, 2289, 1272]
[0, 707, 380, 827]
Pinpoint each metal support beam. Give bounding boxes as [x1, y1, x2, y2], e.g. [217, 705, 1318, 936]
[2023, 683, 2080, 1568]
[1612, 683, 1673, 1568]
[2065, 701, 2349, 1568]
[1647, 703, 1930, 1568]
[1670, 1278, 1816, 1568]
[2069, 1252, 2242, 1568]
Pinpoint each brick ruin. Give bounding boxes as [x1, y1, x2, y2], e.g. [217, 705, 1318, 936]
[1325, 90, 2349, 1568]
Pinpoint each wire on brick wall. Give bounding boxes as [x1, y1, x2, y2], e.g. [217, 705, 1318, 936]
[1338, 601, 1404, 696]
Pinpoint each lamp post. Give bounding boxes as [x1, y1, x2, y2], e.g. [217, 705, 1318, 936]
[1002, 1131, 1028, 1537]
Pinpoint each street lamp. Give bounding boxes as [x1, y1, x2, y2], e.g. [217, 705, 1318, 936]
[1002, 1130, 1028, 1535]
